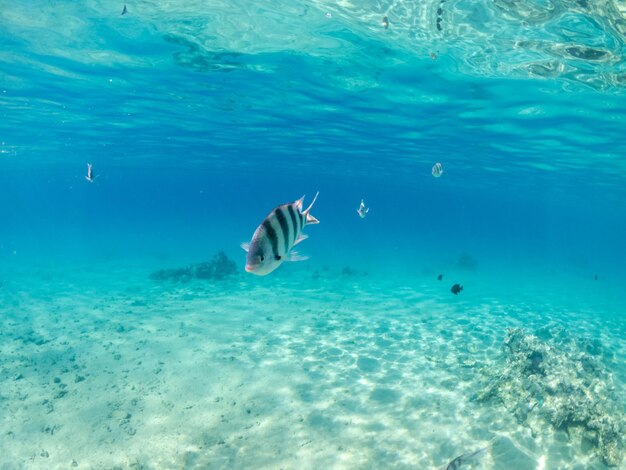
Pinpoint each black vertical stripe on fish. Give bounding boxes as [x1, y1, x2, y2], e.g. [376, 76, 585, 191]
[262, 219, 279, 260]
[287, 204, 299, 245]
[294, 204, 302, 236]
[299, 210, 305, 229]
[275, 207, 290, 254]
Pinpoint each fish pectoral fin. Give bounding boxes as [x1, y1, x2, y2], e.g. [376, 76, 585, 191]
[285, 251, 309, 262]
[293, 234, 308, 246]
[240, 242, 250, 252]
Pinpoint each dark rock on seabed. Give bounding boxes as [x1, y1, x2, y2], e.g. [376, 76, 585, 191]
[150, 251, 238, 282]
[456, 252, 478, 271]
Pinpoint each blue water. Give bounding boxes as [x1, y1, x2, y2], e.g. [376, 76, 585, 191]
[2, 1, 626, 469]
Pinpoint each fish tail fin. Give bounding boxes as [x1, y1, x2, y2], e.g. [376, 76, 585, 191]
[306, 213, 319, 225]
[303, 191, 319, 225]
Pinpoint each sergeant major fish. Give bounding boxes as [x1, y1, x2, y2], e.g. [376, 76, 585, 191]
[357, 199, 369, 219]
[242, 193, 319, 275]
[85, 163, 95, 183]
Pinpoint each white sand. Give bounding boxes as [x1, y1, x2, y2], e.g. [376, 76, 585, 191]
[0, 263, 624, 469]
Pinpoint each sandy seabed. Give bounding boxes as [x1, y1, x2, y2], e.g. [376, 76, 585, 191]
[1, 263, 624, 469]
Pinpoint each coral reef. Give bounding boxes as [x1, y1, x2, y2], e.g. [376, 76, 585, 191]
[474, 327, 624, 467]
[150, 251, 238, 282]
[150, 267, 193, 282]
[194, 251, 238, 280]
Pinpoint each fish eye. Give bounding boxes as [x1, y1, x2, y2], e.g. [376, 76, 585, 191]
[260, 255, 264, 262]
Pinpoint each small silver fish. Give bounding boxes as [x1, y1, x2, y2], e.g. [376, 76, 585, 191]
[85, 163, 95, 182]
[432, 162, 443, 178]
[382, 16, 389, 29]
[444, 446, 487, 470]
[357, 199, 369, 219]
[242, 193, 319, 276]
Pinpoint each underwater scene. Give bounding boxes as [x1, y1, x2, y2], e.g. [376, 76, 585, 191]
[2, 1, 626, 469]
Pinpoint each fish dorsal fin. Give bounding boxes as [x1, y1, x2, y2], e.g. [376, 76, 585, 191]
[294, 234, 308, 246]
[285, 251, 308, 262]
[240, 242, 250, 252]
[303, 191, 319, 215]
[295, 195, 305, 210]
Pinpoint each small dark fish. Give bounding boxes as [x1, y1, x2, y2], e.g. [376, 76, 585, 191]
[451, 283, 463, 295]
[594, 273, 598, 280]
[444, 446, 487, 470]
[381, 16, 389, 29]
[121, 5, 128, 15]
[437, 274, 443, 281]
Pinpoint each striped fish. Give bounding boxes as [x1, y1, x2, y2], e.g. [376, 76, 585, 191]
[242, 193, 319, 275]
[85, 163, 95, 183]
[432, 162, 443, 178]
[443, 446, 488, 470]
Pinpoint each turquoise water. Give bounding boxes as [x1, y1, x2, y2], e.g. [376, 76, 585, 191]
[2, 1, 626, 468]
